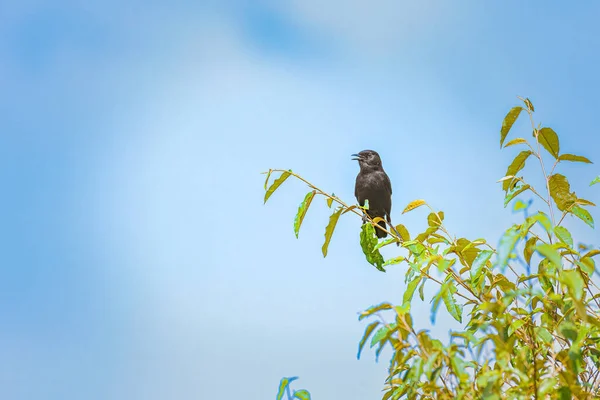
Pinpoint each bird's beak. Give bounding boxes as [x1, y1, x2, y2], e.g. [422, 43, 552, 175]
[351, 153, 361, 161]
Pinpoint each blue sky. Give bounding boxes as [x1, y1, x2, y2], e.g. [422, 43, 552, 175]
[2, 1, 600, 399]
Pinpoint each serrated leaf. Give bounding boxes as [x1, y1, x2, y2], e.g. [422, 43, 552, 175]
[503, 151, 532, 191]
[571, 205, 594, 228]
[554, 226, 573, 247]
[504, 138, 528, 148]
[322, 208, 343, 257]
[500, 106, 523, 147]
[395, 224, 410, 241]
[549, 174, 577, 211]
[360, 224, 386, 271]
[537, 127, 560, 159]
[357, 321, 379, 359]
[496, 226, 521, 271]
[591, 176, 600, 186]
[402, 199, 427, 214]
[558, 154, 592, 164]
[504, 184, 531, 207]
[264, 171, 291, 203]
[535, 244, 562, 269]
[293, 389, 311, 400]
[294, 191, 316, 238]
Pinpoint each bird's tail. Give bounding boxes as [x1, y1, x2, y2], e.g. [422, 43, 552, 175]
[375, 219, 387, 238]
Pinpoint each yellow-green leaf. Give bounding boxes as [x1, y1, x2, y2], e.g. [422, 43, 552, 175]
[561, 269, 584, 300]
[359, 303, 393, 320]
[537, 127, 560, 159]
[357, 321, 379, 359]
[500, 106, 523, 147]
[359, 224, 386, 271]
[591, 176, 600, 186]
[276, 377, 298, 400]
[549, 174, 576, 211]
[554, 226, 573, 247]
[535, 244, 562, 269]
[471, 250, 493, 295]
[427, 211, 444, 227]
[558, 154, 592, 164]
[513, 199, 528, 212]
[508, 318, 526, 337]
[402, 199, 427, 214]
[293, 390, 311, 400]
[322, 208, 343, 257]
[571, 205, 594, 228]
[294, 191, 316, 238]
[523, 97, 534, 112]
[503, 151, 532, 191]
[441, 283, 463, 323]
[264, 170, 291, 203]
[504, 138, 528, 148]
[496, 226, 521, 270]
[395, 224, 410, 241]
[402, 276, 422, 309]
[263, 169, 272, 190]
[326, 196, 334, 208]
[524, 236, 538, 265]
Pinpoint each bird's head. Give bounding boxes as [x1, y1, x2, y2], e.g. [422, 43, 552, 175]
[351, 150, 383, 170]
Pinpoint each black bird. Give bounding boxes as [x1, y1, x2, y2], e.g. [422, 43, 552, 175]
[352, 150, 394, 239]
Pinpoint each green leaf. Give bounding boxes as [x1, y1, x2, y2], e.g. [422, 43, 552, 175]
[504, 184, 531, 207]
[357, 321, 379, 359]
[371, 324, 396, 347]
[383, 256, 405, 266]
[373, 238, 397, 251]
[402, 276, 422, 309]
[535, 326, 553, 344]
[561, 269, 584, 300]
[500, 106, 523, 147]
[322, 208, 343, 257]
[471, 250, 493, 293]
[591, 176, 600, 186]
[554, 226, 573, 247]
[359, 224, 386, 271]
[402, 199, 427, 214]
[508, 318, 526, 337]
[549, 174, 576, 211]
[293, 389, 311, 400]
[558, 154, 592, 163]
[294, 191, 316, 238]
[326, 196, 334, 208]
[571, 205, 594, 228]
[495, 226, 521, 271]
[502, 151, 532, 191]
[504, 138, 528, 148]
[441, 282, 463, 323]
[264, 171, 291, 203]
[535, 244, 562, 269]
[513, 199, 528, 212]
[276, 377, 298, 400]
[537, 127, 560, 159]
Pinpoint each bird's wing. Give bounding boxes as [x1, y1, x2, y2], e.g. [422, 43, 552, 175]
[383, 171, 392, 195]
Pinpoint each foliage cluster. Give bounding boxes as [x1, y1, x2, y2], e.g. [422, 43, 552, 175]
[265, 98, 600, 399]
